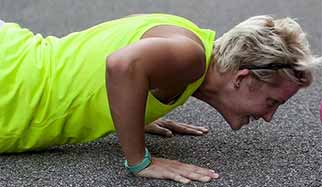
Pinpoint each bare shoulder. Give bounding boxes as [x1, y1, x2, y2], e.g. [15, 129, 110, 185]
[142, 25, 205, 50]
[141, 25, 206, 81]
[108, 26, 206, 89]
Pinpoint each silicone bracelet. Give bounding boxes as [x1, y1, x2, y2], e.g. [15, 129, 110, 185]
[124, 148, 152, 174]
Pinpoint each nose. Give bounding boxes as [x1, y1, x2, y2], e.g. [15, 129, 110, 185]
[262, 109, 277, 122]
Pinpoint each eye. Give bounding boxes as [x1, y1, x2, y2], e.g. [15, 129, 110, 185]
[267, 99, 279, 108]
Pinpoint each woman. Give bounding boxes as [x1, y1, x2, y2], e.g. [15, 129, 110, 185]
[0, 14, 318, 183]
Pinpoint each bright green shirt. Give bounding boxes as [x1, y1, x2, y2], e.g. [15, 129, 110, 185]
[0, 14, 215, 153]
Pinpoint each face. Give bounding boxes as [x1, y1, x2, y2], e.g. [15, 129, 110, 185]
[219, 70, 301, 130]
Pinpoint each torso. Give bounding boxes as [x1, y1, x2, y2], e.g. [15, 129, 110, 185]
[141, 25, 206, 104]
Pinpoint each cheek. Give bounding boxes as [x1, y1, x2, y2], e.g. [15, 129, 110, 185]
[232, 99, 251, 113]
[234, 90, 267, 115]
[247, 101, 269, 115]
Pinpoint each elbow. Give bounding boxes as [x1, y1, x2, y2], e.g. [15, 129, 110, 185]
[106, 53, 140, 83]
[106, 53, 128, 79]
[106, 54, 119, 76]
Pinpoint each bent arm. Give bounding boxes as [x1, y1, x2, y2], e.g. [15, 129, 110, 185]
[106, 36, 205, 165]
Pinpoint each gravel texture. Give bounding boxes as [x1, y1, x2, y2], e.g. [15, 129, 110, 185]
[0, 0, 321, 186]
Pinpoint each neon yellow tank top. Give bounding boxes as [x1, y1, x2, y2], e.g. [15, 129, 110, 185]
[0, 14, 215, 152]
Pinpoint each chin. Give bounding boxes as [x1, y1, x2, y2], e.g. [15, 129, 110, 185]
[227, 119, 248, 130]
[229, 124, 242, 130]
[221, 114, 247, 130]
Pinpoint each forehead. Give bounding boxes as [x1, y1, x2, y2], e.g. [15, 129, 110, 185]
[262, 78, 300, 101]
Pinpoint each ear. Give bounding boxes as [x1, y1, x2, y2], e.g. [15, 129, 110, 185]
[233, 69, 252, 88]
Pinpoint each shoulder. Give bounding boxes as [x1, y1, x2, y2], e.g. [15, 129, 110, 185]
[107, 27, 206, 87]
[142, 24, 205, 50]
[141, 25, 206, 81]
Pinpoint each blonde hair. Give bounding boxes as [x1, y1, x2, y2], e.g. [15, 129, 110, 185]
[214, 15, 318, 87]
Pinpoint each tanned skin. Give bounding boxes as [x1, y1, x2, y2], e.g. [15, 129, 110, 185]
[106, 25, 218, 184]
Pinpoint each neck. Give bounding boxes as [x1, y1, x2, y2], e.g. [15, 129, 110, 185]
[192, 63, 234, 111]
[193, 64, 221, 103]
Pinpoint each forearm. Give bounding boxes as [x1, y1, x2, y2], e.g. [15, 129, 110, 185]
[106, 56, 149, 165]
[113, 114, 146, 165]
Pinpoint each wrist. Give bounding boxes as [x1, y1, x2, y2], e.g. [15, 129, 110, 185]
[124, 148, 152, 174]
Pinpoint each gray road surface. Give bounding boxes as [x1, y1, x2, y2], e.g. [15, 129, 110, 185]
[0, 0, 321, 186]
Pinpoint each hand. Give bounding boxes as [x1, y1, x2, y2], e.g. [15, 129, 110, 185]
[144, 119, 208, 137]
[136, 157, 219, 184]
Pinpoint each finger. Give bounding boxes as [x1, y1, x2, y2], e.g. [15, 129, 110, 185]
[137, 158, 218, 183]
[170, 162, 218, 182]
[153, 125, 173, 137]
[145, 124, 173, 137]
[181, 171, 212, 182]
[139, 165, 191, 184]
[160, 121, 207, 135]
[194, 168, 219, 179]
[178, 163, 219, 179]
[166, 172, 191, 184]
[180, 123, 209, 133]
[161, 120, 208, 132]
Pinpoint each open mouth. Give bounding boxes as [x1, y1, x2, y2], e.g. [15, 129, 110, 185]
[249, 115, 256, 122]
[250, 114, 261, 121]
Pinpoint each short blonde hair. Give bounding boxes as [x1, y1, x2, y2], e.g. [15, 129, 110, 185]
[214, 15, 318, 87]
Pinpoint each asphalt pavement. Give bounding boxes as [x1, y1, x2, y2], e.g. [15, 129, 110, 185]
[0, 0, 321, 186]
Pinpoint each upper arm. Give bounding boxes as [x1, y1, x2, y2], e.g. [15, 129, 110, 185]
[107, 36, 206, 89]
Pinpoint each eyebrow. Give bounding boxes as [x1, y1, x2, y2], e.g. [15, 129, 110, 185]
[277, 99, 286, 105]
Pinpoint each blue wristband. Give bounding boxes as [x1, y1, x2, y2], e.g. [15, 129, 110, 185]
[124, 148, 152, 174]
